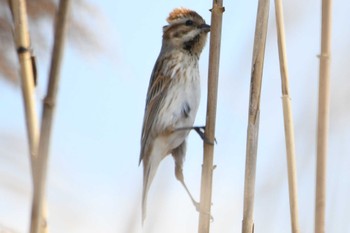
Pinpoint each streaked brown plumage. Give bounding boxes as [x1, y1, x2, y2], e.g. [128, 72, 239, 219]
[140, 8, 210, 223]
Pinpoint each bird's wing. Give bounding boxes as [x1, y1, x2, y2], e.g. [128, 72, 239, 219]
[139, 68, 172, 164]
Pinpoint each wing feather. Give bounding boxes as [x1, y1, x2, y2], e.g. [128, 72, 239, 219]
[139, 61, 172, 164]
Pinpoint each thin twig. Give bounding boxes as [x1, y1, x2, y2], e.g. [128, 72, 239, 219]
[315, 1, 332, 233]
[197, 1, 224, 233]
[30, 1, 70, 233]
[274, 0, 300, 232]
[241, 0, 269, 233]
[9, 1, 49, 233]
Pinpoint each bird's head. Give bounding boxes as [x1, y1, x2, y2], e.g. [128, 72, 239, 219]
[162, 8, 210, 56]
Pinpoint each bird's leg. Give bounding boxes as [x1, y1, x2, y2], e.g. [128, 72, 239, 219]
[175, 165, 213, 221]
[174, 163, 199, 210]
[176, 126, 217, 145]
[180, 178, 200, 210]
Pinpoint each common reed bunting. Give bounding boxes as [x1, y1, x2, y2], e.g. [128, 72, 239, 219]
[139, 8, 210, 222]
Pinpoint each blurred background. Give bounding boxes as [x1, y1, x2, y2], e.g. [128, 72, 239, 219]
[1, 0, 349, 232]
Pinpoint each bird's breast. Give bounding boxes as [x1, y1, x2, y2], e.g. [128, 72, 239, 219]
[155, 55, 201, 150]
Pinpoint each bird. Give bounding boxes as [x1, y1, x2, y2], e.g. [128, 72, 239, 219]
[139, 8, 210, 223]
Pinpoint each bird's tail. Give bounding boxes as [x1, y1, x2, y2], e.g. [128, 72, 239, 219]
[142, 153, 163, 224]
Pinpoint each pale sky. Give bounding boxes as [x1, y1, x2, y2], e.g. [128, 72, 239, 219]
[1, 0, 350, 232]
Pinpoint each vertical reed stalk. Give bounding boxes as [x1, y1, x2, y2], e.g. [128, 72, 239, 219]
[10, 1, 48, 232]
[198, 1, 224, 233]
[30, 1, 70, 232]
[315, 0, 332, 233]
[10, 0, 38, 157]
[241, 1, 269, 233]
[274, 0, 300, 232]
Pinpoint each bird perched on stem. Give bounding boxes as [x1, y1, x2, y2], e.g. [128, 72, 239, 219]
[139, 8, 210, 223]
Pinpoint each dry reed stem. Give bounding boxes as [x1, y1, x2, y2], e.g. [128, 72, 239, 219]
[30, 1, 70, 232]
[315, 1, 332, 233]
[241, 0, 269, 233]
[10, 0, 39, 170]
[281, 97, 300, 233]
[274, 0, 300, 232]
[197, 1, 224, 233]
[10, 1, 49, 232]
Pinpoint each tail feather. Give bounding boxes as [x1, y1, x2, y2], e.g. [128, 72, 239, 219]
[142, 165, 151, 224]
[141, 151, 163, 224]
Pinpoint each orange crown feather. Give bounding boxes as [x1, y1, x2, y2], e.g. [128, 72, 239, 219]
[166, 8, 201, 24]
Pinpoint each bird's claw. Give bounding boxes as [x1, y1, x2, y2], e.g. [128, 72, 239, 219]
[192, 126, 217, 145]
[193, 201, 214, 222]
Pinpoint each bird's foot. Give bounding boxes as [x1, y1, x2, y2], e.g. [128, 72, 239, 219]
[192, 126, 217, 145]
[193, 200, 214, 222]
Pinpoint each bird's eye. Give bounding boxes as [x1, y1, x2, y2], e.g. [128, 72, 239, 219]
[185, 20, 193, 26]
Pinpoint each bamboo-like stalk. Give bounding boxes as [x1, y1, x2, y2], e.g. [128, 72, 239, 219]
[274, 0, 300, 232]
[315, 1, 332, 233]
[30, 1, 70, 232]
[10, 0, 38, 155]
[10, 1, 49, 233]
[241, 1, 269, 233]
[197, 1, 224, 233]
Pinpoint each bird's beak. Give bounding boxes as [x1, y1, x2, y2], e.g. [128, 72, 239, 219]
[200, 24, 211, 33]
